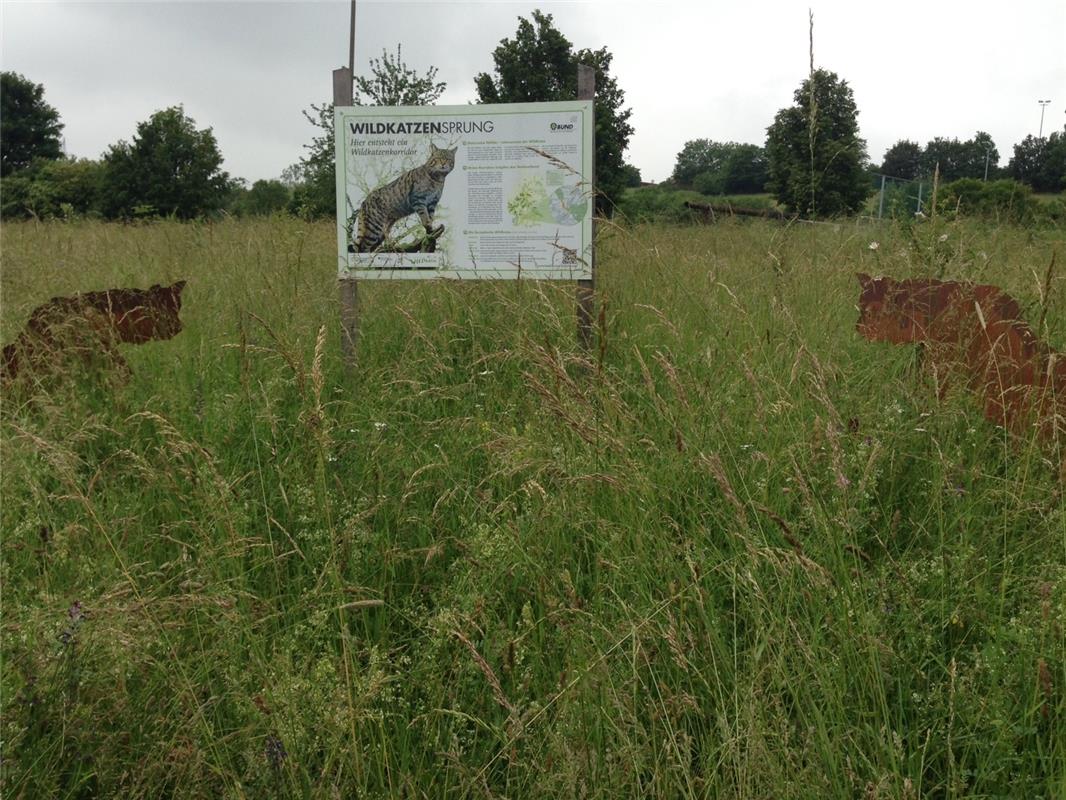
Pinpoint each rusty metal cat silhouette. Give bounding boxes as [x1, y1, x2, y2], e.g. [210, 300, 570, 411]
[2, 281, 187, 385]
[856, 273, 1064, 437]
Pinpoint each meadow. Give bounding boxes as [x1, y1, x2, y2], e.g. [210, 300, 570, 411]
[1, 215, 1063, 798]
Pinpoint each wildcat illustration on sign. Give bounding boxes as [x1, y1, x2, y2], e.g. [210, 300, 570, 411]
[348, 143, 456, 254]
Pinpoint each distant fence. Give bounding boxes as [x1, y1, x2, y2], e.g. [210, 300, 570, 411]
[871, 173, 926, 219]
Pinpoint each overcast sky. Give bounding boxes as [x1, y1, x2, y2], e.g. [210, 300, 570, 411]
[2, 0, 1064, 184]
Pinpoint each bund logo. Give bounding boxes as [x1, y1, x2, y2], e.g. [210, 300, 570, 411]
[550, 121, 575, 132]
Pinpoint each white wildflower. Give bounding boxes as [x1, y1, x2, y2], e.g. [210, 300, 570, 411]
[868, 241, 880, 250]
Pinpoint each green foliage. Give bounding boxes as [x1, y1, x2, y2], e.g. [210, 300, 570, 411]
[765, 69, 870, 217]
[692, 169, 725, 195]
[621, 162, 642, 187]
[355, 44, 446, 107]
[938, 178, 1037, 223]
[474, 10, 634, 215]
[0, 72, 63, 177]
[100, 106, 230, 220]
[921, 131, 999, 182]
[615, 185, 700, 223]
[2, 218, 1062, 797]
[672, 139, 730, 186]
[288, 103, 337, 220]
[876, 177, 925, 221]
[616, 185, 776, 223]
[674, 140, 769, 195]
[0, 157, 104, 220]
[228, 179, 292, 217]
[290, 45, 447, 220]
[880, 139, 922, 180]
[719, 143, 770, 194]
[1009, 127, 1066, 192]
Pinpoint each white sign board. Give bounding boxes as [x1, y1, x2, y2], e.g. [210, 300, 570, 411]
[335, 101, 593, 280]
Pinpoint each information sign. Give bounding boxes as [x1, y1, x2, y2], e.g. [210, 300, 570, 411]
[335, 101, 593, 279]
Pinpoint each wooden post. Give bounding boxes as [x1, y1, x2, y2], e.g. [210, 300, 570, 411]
[576, 64, 596, 352]
[334, 67, 359, 371]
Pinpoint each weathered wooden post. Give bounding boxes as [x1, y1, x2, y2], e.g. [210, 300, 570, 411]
[334, 66, 359, 371]
[576, 64, 596, 352]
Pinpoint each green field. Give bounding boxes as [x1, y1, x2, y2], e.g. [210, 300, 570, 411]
[2, 217, 1064, 798]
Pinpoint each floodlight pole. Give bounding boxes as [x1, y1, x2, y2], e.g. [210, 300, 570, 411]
[576, 64, 596, 353]
[1038, 100, 1051, 139]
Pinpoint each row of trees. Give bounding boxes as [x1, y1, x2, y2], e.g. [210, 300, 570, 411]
[1, 72, 287, 220]
[1, 12, 637, 221]
[671, 140, 769, 195]
[672, 74, 1064, 216]
[881, 131, 1066, 192]
[881, 134, 998, 182]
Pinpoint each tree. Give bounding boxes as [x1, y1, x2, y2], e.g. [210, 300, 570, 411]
[0, 157, 104, 220]
[765, 69, 869, 217]
[101, 106, 230, 219]
[1, 72, 64, 177]
[920, 132, 998, 182]
[355, 45, 446, 106]
[288, 102, 337, 219]
[720, 144, 769, 194]
[289, 45, 447, 218]
[474, 10, 635, 214]
[621, 163, 642, 187]
[1008, 128, 1066, 192]
[960, 131, 999, 180]
[230, 179, 291, 217]
[920, 137, 964, 181]
[673, 140, 768, 195]
[672, 139, 732, 187]
[880, 140, 922, 180]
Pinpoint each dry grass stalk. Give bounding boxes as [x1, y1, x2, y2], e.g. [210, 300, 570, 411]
[452, 629, 522, 734]
[653, 350, 690, 411]
[753, 503, 804, 554]
[248, 312, 305, 390]
[700, 452, 749, 526]
[1036, 251, 1057, 338]
[339, 599, 385, 611]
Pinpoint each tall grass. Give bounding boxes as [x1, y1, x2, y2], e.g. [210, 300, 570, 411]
[2, 215, 1063, 798]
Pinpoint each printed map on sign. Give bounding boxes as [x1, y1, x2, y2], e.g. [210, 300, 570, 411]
[334, 101, 593, 280]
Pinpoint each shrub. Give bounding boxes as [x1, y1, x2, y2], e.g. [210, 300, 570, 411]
[0, 157, 104, 219]
[615, 186, 698, 224]
[692, 170, 725, 196]
[938, 179, 1036, 224]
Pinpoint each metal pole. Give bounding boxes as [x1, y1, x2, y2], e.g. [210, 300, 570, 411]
[335, 67, 358, 372]
[983, 148, 990, 181]
[348, 1, 356, 76]
[916, 182, 922, 216]
[877, 174, 886, 219]
[576, 64, 596, 353]
[1039, 100, 1051, 139]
